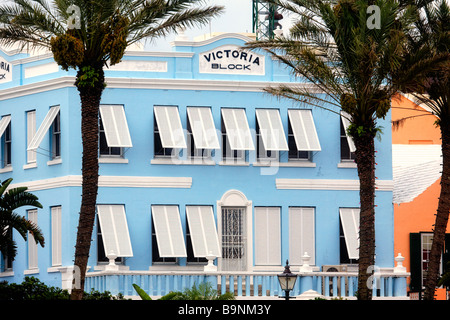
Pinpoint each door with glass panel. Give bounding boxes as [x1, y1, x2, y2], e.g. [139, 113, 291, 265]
[221, 207, 246, 271]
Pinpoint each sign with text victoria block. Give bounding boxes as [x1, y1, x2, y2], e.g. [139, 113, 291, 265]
[199, 45, 265, 76]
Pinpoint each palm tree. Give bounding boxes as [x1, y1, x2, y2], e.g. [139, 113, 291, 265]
[393, 0, 450, 300]
[0, 178, 44, 265]
[0, 0, 224, 300]
[246, 0, 427, 299]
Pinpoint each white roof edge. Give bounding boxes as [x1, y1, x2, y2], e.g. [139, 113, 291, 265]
[171, 32, 256, 48]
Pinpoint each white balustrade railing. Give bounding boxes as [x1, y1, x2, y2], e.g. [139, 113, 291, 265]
[83, 253, 410, 300]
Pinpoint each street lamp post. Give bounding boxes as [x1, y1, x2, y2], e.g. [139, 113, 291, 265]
[277, 260, 297, 300]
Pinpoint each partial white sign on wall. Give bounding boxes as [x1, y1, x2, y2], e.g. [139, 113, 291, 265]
[0, 57, 12, 83]
[108, 60, 168, 73]
[199, 45, 265, 75]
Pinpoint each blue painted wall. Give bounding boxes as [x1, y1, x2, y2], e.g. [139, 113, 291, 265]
[0, 34, 394, 289]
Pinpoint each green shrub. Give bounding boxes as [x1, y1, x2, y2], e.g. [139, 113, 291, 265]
[133, 282, 235, 300]
[0, 276, 127, 300]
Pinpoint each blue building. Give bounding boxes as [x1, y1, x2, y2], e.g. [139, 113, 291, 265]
[0, 33, 399, 298]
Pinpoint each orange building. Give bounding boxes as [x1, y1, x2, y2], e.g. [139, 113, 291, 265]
[392, 94, 449, 300]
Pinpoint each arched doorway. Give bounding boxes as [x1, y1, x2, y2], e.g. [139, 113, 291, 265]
[217, 190, 253, 271]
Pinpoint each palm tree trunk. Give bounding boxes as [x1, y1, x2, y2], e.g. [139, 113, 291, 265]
[70, 65, 105, 300]
[354, 131, 376, 300]
[423, 121, 450, 300]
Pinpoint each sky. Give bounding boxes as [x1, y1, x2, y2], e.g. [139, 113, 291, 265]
[146, 0, 255, 51]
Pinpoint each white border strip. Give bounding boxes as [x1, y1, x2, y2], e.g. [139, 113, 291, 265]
[276, 178, 393, 191]
[9, 175, 192, 191]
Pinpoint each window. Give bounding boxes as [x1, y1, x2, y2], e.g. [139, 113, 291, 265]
[409, 233, 450, 292]
[340, 112, 356, 161]
[186, 107, 220, 159]
[254, 207, 281, 265]
[1, 227, 13, 271]
[50, 112, 61, 159]
[421, 233, 433, 286]
[221, 108, 254, 162]
[288, 109, 321, 161]
[0, 115, 12, 168]
[26, 110, 36, 164]
[255, 109, 288, 161]
[185, 205, 221, 262]
[3, 122, 11, 167]
[51, 206, 62, 266]
[151, 205, 186, 264]
[27, 209, 38, 270]
[221, 117, 245, 161]
[99, 105, 132, 158]
[288, 120, 309, 160]
[96, 205, 133, 264]
[27, 106, 59, 156]
[339, 208, 360, 264]
[289, 207, 315, 265]
[153, 106, 186, 158]
[99, 114, 122, 157]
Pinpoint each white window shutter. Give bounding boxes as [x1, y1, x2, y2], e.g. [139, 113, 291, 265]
[28, 106, 60, 151]
[28, 210, 38, 269]
[254, 207, 281, 265]
[288, 109, 321, 151]
[154, 106, 187, 148]
[27, 111, 36, 163]
[187, 107, 220, 149]
[221, 108, 255, 151]
[97, 205, 133, 257]
[51, 206, 62, 266]
[255, 109, 289, 151]
[152, 205, 187, 257]
[99, 105, 133, 148]
[339, 208, 360, 259]
[289, 207, 315, 265]
[186, 206, 221, 257]
[340, 111, 356, 153]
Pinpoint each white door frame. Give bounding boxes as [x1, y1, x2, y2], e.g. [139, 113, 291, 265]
[217, 189, 253, 272]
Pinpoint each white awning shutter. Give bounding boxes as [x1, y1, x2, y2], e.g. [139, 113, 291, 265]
[221, 108, 255, 151]
[154, 106, 187, 149]
[97, 205, 133, 257]
[27, 106, 59, 151]
[255, 109, 288, 151]
[99, 105, 132, 148]
[339, 208, 360, 259]
[187, 107, 220, 149]
[152, 205, 187, 257]
[340, 111, 356, 153]
[288, 109, 321, 151]
[186, 206, 221, 257]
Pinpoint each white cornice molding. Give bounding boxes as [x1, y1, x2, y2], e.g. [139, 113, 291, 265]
[276, 178, 394, 191]
[171, 33, 255, 48]
[0, 77, 308, 100]
[0, 76, 76, 101]
[9, 175, 193, 191]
